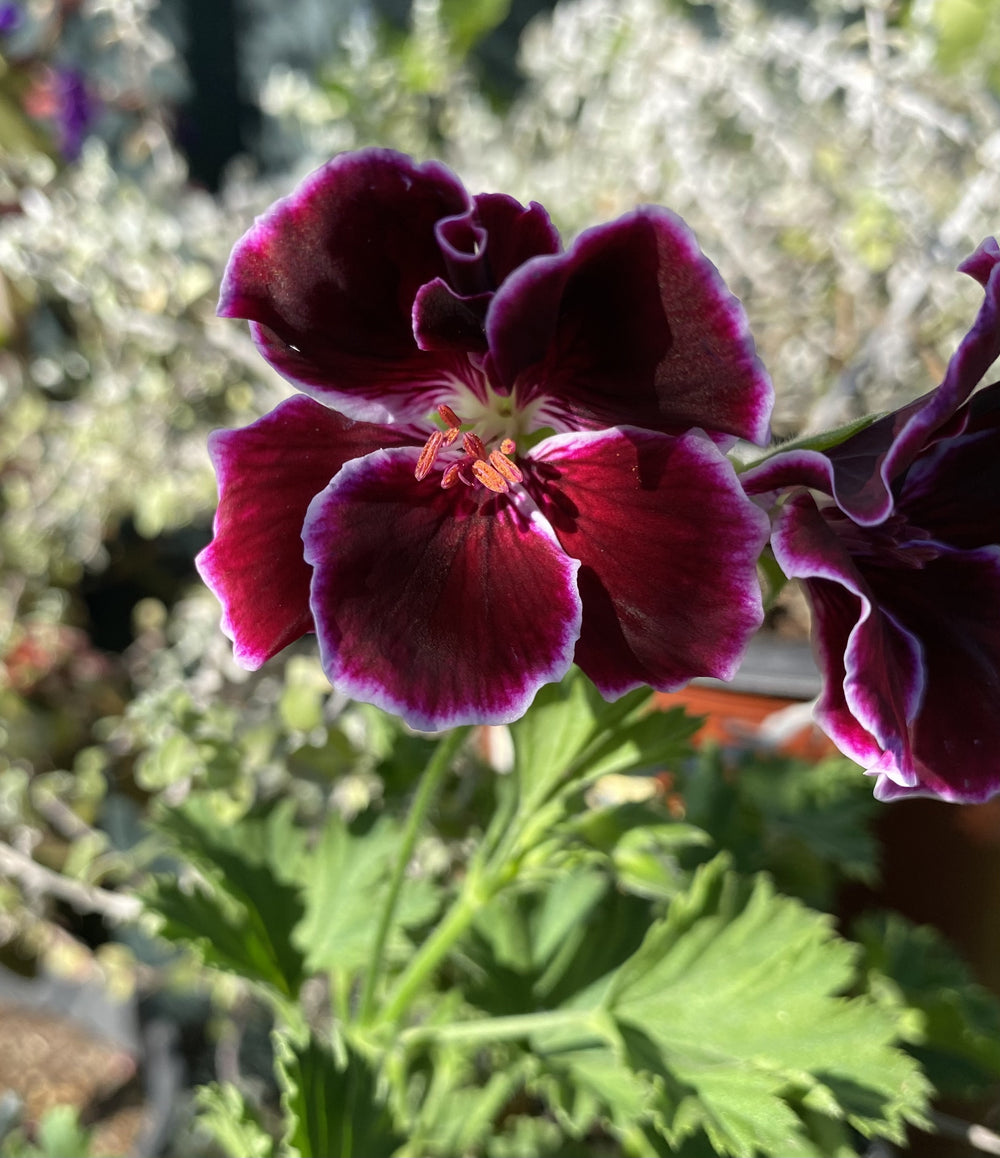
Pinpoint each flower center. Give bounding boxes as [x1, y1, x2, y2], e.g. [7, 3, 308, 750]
[414, 404, 524, 495]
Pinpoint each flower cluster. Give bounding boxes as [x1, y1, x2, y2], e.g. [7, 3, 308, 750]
[197, 148, 772, 731]
[744, 241, 1000, 803]
[200, 147, 1000, 804]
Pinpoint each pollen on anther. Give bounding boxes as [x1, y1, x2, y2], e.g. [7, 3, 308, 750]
[440, 462, 464, 489]
[463, 432, 487, 460]
[415, 429, 445, 480]
[472, 459, 510, 493]
[489, 449, 523, 484]
[500, 438, 516, 456]
[438, 404, 462, 430]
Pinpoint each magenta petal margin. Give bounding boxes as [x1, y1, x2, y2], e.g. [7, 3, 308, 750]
[201, 147, 775, 728]
[749, 238, 1000, 802]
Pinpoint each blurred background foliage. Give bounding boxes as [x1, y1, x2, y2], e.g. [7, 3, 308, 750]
[3, 0, 1000, 1154]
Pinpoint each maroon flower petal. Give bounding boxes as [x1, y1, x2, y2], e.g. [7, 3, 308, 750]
[862, 542, 1000, 803]
[411, 195, 560, 356]
[527, 428, 769, 698]
[486, 208, 773, 443]
[219, 148, 473, 424]
[775, 493, 1000, 802]
[771, 493, 925, 784]
[196, 395, 413, 669]
[473, 193, 561, 284]
[302, 450, 582, 730]
[897, 380, 1000, 549]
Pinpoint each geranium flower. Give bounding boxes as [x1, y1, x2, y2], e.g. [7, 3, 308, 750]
[743, 239, 1000, 801]
[198, 148, 773, 730]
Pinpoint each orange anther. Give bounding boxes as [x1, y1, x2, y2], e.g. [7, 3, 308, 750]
[440, 462, 464, 489]
[499, 438, 516, 456]
[471, 459, 510, 493]
[415, 429, 445, 481]
[438, 404, 462, 430]
[463, 432, 487, 459]
[489, 449, 523, 484]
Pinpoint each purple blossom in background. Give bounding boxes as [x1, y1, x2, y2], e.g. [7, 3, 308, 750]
[198, 148, 773, 730]
[744, 239, 1000, 802]
[52, 67, 95, 160]
[0, 3, 21, 35]
[23, 65, 97, 160]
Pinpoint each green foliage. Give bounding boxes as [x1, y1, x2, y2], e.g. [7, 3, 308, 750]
[294, 812, 440, 978]
[195, 1084, 276, 1158]
[509, 667, 700, 811]
[682, 750, 880, 909]
[143, 799, 308, 1000]
[856, 911, 1000, 1099]
[276, 1033, 404, 1158]
[602, 856, 929, 1155]
[931, 0, 1000, 90]
[0, 1107, 93, 1158]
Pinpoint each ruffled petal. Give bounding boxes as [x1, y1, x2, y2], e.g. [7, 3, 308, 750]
[411, 195, 560, 356]
[747, 239, 1000, 525]
[486, 207, 773, 443]
[527, 427, 769, 698]
[897, 380, 1000, 548]
[302, 449, 582, 730]
[772, 493, 925, 781]
[196, 395, 412, 669]
[862, 543, 1000, 803]
[219, 148, 473, 425]
[774, 494, 1000, 802]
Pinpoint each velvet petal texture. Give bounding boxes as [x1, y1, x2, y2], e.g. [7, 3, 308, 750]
[486, 208, 773, 444]
[219, 149, 563, 427]
[196, 395, 415, 669]
[774, 492, 1000, 803]
[204, 148, 777, 726]
[302, 449, 582, 731]
[747, 240, 1000, 802]
[528, 428, 769, 697]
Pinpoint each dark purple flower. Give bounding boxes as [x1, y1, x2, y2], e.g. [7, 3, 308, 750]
[744, 239, 1000, 802]
[198, 148, 773, 730]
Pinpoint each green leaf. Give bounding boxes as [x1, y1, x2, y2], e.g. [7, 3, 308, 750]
[276, 1032, 403, 1158]
[603, 856, 930, 1155]
[408, 1053, 522, 1158]
[683, 751, 879, 909]
[143, 798, 307, 998]
[0, 1106, 94, 1158]
[294, 812, 439, 978]
[855, 911, 1000, 1098]
[195, 1083, 275, 1158]
[509, 667, 697, 811]
[464, 866, 650, 1016]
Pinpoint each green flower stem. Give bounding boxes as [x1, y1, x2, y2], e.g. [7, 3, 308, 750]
[377, 875, 489, 1027]
[399, 1007, 597, 1048]
[357, 725, 470, 1025]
